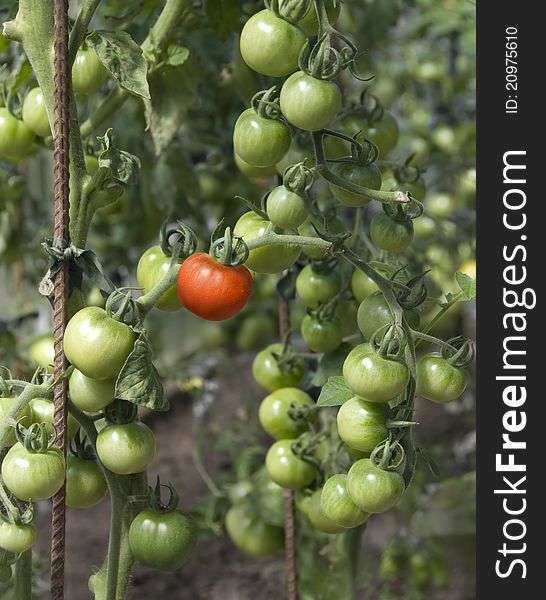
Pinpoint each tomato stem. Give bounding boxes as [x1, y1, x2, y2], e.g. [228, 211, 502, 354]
[14, 549, 32, 600]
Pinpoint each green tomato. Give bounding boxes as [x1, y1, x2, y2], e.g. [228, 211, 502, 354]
[29, 397, 80, 441]
[343, 343, 409, 403]
[0, 395, 31, 447]
[233, 108, 291, 167]
[72, 48, 108, 94]
[2, 442, 65, 501]
[370, 213, 414, 254]
[347, 458, 405, 513]
[329, 161, 382, 207]
[252, 343, 305, 391]
[416, 353, 468, 403]
[66, 454, 107, 508]
[85, 154, 99, 175]
[0, 108, 35, 158]
[235, 154, 277, 179]
[64, 307, 137, 380]
[129, 509, 196, 570]
[413, 216, 436, 240]
[259, 387, 314, 440]
[235, 314, 276, 351]
[69, 369, 115, 412]
[96, 422, 156, 475]
[228, 481, 254, 505]
[22, 87, 51, 137]
[426, 193, 457, 219]
[28, 333, 55, 371]
[296, 265, 342, 308]
[251, 467, 285, 527]
[280, 72, 342, 132]
[0, 521, 36, 554]
[357, 292, 420, 341]
[266, 185, 309, 230]
[297, 0, 341, 35]
[297, 216, 346, 259]
[320, 474, 369, 528]
[240, 9, 305, 77]
[306, 488, 346, 534]
[301, 315, 342, 353]
[137, 246, 182, 312]
[234, 212, 300, 273]
[351, 270, 378, 303]
[336, 397, 388, 452]
[225, 503, 284, 558]
[265, 439, 316, 489]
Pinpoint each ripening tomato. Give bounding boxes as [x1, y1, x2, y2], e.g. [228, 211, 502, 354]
[72, 48, 108, 94]
[129, 508, 196, 570]
[266, 185, 309, 230]
[177, 253, 252, 321]
[370, 213, 414, 254]
[69, 369, 115, 412]
[252, 343, 305, 391]
[66, 454, 107, 508]
[259, 387, 314, 440]
[137, 246, 182, 312]
[240, 10, 306, 77]
[265, 439, 316, 489]
[22, 87, 51, 137]
[280, 72, 342, 132]
[329, 161, 382, 207]
[347, 458, 405, 513]
[306, 488, 346, 534]
[29, 397, 80, 441]
[357, 292, 420, 341]
[0, 521, 36, 554]
[0, 108, 35, 158]
[336, 397, 388, 452]
[63, 307, 137, 380]
[233, 108, 291, 167]
[320, 474, 369, 528]
[343, 343, 409, 402]
[296, 265, 342, 308]
[225, 503, 284, 557]
[96, 421, 156, 475]
[416, 353, 468, 403]
[233, 212, 300, 274]
[2, 442, 65, 501]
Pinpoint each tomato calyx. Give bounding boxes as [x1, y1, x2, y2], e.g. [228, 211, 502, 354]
[282, 161, 314, 196]
[393, 270, 428, 310]
[250, 87, 284, 121]
[69, 430, 96, 461]
[291, 431, 326, 471]
[104, 399, 138, 426]
[370, 439, 406, 472]
[146, 476, 180, 514]
[0, 371, 13, 399]
[370, 324, 407, 362]
[441, 336, 475, 368]
[271, 0, 312, 23]
[15, 422, 56, 453]
[159, 220, 197, 262]
[105, 288, 140, 327]
[209, 226, 250, 267]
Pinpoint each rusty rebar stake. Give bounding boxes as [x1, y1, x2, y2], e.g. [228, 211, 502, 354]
[50, 0, 70, 598]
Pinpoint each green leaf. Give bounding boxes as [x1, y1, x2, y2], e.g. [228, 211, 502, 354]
[311, 343, 351, 387]
[417, 446, 441, 477]
[317, 376, 353, 407]
[115, 333, 168, 411]
[88, 31, 150, 99]
[97, 129, 141, 186]
[144, 62, 198, 155]
[455, 272, 476, 300]
[204, 0, 242, 41]
[165, 45, 190, 67]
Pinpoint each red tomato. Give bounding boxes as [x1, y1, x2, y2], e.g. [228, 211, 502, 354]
[177, 253, 252, 321]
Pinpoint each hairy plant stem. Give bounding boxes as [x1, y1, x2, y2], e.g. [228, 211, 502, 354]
[15, 549, 32, 599]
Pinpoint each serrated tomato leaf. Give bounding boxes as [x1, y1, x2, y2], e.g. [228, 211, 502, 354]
[115, 333, 168, 411]
[316, 376, 353, 407]
[88, 31, 150, 99]
[311, 343, 351, 387]
[455, 271, 476, 300]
